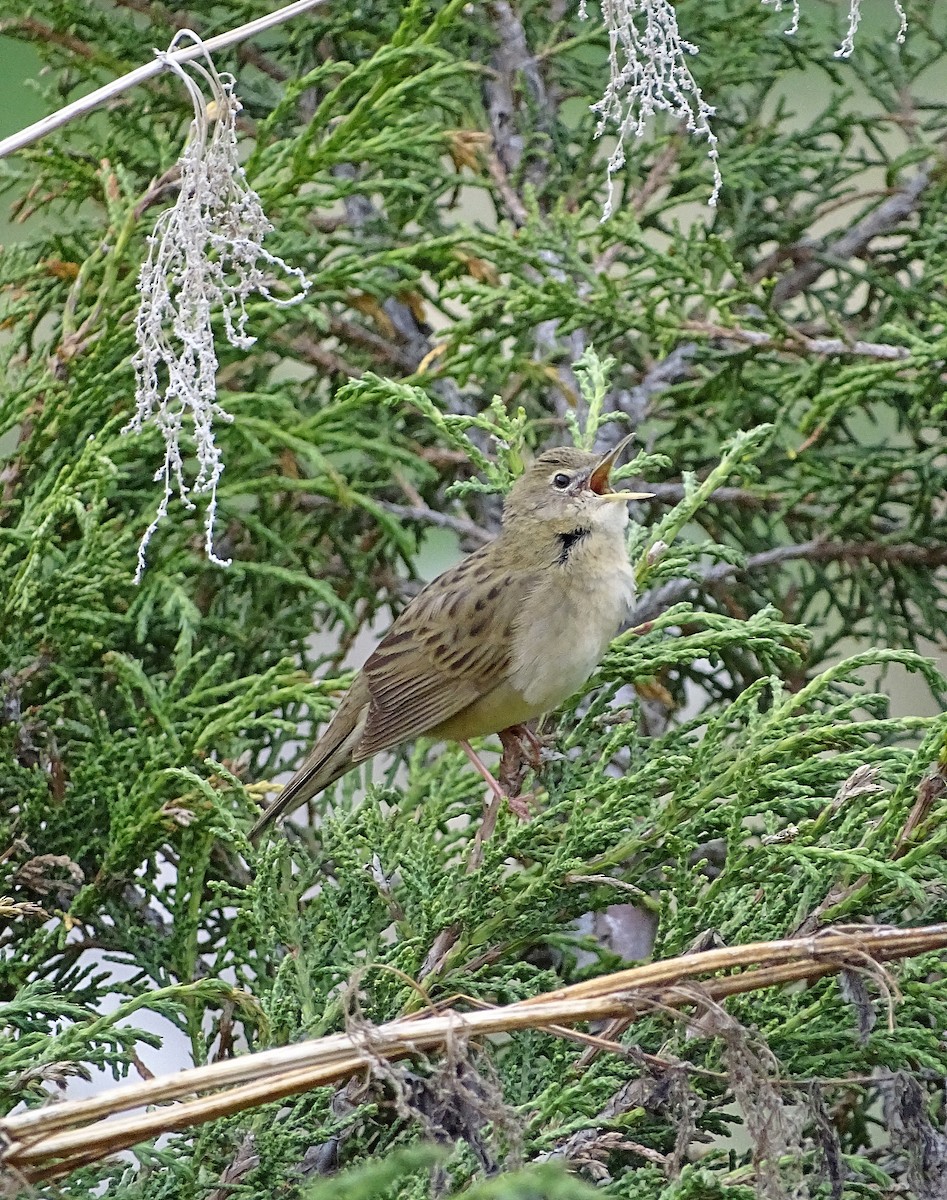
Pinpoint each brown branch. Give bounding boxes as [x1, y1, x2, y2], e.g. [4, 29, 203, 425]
[483, 149, 530, 227]
[630, 539, 947, 624]
[294, 493, 490, 547]
[810, 187, 900, 224]
[681, 320, 910, 362]
[642, 481, 774, 508]
[594, 140, 682, 274]
[799, 541, 947, 568]
[287, 334, 362, 379]
[111, 0, 291, 80]
[631, 137, 681, 216]
[327, 314, 419, 373]
[629, 480, 903, 536]
[376, 502, 492, 546]
[131, 165, 182, 220]
[0, 17, 99, 60]
[771, 164, 936, 306]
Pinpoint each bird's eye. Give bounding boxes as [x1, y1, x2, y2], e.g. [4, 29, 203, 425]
[553, 473, 571, 489]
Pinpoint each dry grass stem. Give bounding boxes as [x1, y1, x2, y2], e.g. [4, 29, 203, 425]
[3, 922, 945, 1182]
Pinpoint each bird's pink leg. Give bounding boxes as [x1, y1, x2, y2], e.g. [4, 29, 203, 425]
[459, 739, 532, 821]
[459, 739, 506, 801]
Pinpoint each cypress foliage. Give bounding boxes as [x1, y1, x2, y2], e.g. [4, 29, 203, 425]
[2, 1, 947, 1196]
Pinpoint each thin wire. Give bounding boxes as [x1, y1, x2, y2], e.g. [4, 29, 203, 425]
[0, 0, 328, 160]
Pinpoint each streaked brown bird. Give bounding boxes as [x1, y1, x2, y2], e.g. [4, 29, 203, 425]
[250, 435, 650, 839]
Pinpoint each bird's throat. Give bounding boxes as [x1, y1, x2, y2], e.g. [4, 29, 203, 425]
[556, 526, 591, 564]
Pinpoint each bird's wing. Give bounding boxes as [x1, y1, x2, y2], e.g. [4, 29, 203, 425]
[358, 549, 536, 757]
[249, 676, 371, 840]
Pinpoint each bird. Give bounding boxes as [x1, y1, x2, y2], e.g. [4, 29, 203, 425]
[250, 433, 651, 840]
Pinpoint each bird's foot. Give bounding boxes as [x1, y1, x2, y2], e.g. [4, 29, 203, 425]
[499, 723, 546, 772]
[498, 723, 560, 801]
[503, 723, 564, 768]
[505, 790, 537, 821]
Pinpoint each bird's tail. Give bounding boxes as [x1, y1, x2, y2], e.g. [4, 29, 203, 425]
[249, 709, 366, 843]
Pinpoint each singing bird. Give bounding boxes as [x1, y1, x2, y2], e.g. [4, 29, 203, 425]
[250, 435, 651, 839]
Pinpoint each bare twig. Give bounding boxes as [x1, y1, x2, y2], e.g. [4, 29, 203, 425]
[374, 502, 492, 546]
[594, 139, 682, 274]
[288, 333, 363, 380]
[328, 315, 419, 373]
[681, 320, 910, 362]
[771, 164, 935, 305]
[630, 539, 947, 624]
[0, 17, 99, 61]
[483, 150, 530, 227]
[113, 0, 292, 82]
[640, 481, 773, 508]
[294, 493, 490, 551]
[892, 761, 947, 859]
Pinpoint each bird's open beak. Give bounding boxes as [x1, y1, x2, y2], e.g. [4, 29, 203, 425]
[588, 432, 654, 501]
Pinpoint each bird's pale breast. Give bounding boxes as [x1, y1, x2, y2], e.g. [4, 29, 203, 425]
[509, 537, 634, 712]
[434, 525, 634, 742]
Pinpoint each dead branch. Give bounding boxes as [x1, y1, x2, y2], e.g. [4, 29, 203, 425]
[3, 922, 946, 1182]
[630, 539, 947, 625]
[681, 320, 910, 361]
[771, 164, 936, 305]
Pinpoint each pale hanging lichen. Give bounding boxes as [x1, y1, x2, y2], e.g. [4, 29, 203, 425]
[125, 31, 309, 582]
[760, 0, 802, 37]
[765, 0, 908, 58]
[581, 0, 722, 217]
[585, 0, 910, 217]
[833, 0, 908, 58]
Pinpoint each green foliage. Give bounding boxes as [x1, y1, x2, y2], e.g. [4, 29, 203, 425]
[2, 0, 947, 1198]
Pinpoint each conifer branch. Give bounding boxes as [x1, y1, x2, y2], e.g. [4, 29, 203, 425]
[111, 0, 293, 82]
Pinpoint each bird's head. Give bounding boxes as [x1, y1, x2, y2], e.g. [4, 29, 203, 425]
[502, 434, 653, 537]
